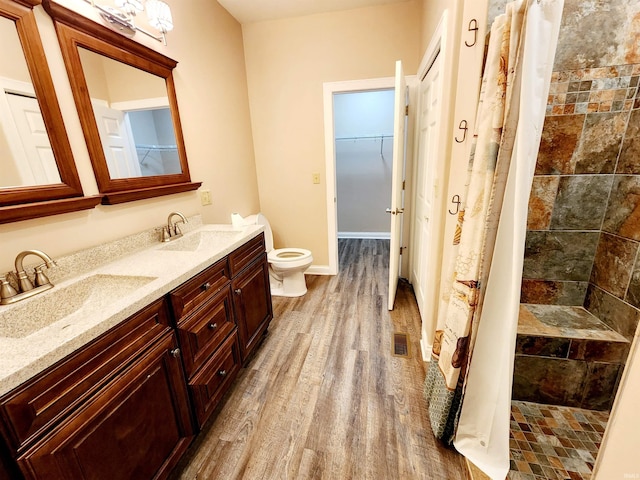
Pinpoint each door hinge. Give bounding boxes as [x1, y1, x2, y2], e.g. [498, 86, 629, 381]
[400, 246, 406, 255]
[402, 180, 405, 190]
[405, 105, 409, 116]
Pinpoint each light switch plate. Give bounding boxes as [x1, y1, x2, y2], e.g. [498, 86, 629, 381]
[200, 189, 212, 205]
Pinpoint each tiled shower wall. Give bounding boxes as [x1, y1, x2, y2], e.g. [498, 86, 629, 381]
[521, 0, 640, 343]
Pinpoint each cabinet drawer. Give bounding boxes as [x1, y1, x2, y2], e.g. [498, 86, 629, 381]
[189, 332, 241, 427]
[169, 257, 230, 321]
[176, 286, 236, 378]
[228, 233, 265, 277]
[0, 298, 171, 452]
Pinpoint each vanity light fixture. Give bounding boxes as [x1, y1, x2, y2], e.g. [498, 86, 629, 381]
[84, 0, 173, 44]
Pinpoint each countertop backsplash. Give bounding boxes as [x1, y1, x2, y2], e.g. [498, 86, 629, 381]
[4, 215, 203, 286]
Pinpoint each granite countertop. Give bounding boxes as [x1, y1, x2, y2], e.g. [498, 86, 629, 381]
[0, 222, 263, 396]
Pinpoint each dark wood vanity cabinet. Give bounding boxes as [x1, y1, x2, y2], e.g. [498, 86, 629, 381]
[0, 298, 194, 480]
[0, 233, 273, 479]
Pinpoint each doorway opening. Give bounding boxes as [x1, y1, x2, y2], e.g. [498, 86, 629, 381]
[334, 89, 394, 241]
[323, 76, 414, 278]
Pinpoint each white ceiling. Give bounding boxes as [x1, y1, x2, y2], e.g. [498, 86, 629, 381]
[216, 0, 411, 24]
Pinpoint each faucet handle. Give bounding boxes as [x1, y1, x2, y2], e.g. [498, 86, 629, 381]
[0, 275, 18, 300]
[173, 222, 183, 237]
[160, 226, 171, 242]
[33, 264, 52, 287]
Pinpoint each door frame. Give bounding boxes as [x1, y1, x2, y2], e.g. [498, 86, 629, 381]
[409, 10, 451, 361]
[322, 76, 416, 275]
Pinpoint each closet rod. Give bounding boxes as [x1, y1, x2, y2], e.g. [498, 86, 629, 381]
[135, 144, 178, 151]
[335, 134, 393, 141]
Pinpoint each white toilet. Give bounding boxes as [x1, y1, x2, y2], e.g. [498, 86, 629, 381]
[242, 213, 313, 297]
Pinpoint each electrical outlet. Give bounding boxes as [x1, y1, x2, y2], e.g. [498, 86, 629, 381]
[200, 189, 212, 206]
[312, 173, 320, 184]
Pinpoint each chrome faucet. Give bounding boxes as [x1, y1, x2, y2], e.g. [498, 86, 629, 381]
[1, 250, 56, 305]
[161, 212, 188, 242]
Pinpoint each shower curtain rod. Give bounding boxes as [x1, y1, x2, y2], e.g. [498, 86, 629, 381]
[335, 134, 393, 141]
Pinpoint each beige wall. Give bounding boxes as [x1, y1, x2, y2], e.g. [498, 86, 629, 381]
[420, 0, 451, 52]
[0, 0, 259, 274]
[242, 1, 422, 266]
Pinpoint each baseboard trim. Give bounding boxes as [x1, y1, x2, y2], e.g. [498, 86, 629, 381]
[306, 265, 333, 276]
[338, 231, 391, 239]
[420, 338, 432, 362]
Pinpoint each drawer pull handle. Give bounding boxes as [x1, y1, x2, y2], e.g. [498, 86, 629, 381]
[218, 369, 227, 377]
[234, 288, 242, 295]
[201, 282, 211, 291]
[208, 322, 218, 330]
[170, 348, 181, 358]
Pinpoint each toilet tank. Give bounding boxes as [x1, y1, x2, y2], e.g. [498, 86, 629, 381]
[244, 213, 274, 253]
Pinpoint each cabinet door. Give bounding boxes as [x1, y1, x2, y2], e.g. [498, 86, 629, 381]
[232, 254, 273, 363]
[17, 334, 194, 480]
[0, 298, 171, 452]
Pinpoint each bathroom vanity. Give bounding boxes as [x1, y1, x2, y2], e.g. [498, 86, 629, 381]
[0, 224, 273, 479]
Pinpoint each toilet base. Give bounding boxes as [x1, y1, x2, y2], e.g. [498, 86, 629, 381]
[269, 270, 308, 297]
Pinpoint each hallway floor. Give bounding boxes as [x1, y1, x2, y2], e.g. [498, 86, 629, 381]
[508, 401, 608, 480]
[171, 239, 468, 479]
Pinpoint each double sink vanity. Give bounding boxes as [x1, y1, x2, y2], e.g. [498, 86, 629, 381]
[0, 219, 273, 479]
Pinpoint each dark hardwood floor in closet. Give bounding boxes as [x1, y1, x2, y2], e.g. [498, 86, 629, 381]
[171, 239, 469, 479]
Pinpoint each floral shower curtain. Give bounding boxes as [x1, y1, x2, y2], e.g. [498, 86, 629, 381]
[423, 0, 563, 478]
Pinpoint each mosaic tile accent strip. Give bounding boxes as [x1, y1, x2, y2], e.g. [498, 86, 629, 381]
[547, 65, 640, 116]
[508, 401, 609, 480]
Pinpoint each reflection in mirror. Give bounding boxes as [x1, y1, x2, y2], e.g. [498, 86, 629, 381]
[78, 48, 181, 179]
[0, 14, 60, 188]
[0, 0, 99, 224]
[44, 0, 200, 205]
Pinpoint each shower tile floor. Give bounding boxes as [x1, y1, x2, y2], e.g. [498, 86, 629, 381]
[508, 401, 609, 480]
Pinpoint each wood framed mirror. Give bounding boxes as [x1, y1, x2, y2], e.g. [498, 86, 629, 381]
[0, 0, 100, 224]
[43, 0, 201, 204]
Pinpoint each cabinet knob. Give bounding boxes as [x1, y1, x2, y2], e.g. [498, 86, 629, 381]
[234, 288, 242, 295]
[208, 322, 218, 330]
[170, 348, 181, 358]
[218, 370, 227, 377]
[201, 282, 211, 291]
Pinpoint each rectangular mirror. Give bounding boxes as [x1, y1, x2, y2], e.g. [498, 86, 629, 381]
[0, 13, 60, 188]
[78, 47, 182, 179]
[44, 0, 200, 204]
[0, 0, 100, 223]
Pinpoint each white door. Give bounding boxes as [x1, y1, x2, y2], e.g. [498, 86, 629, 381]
[411, 52, 443, 321]
[6, 93, 60, 185]
[92, 101, 141, 179]
[387, 60, 407, 310]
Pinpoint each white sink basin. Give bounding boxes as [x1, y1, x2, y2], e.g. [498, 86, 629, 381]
[159, 230, 240, 252]
[0, 274, 156, 339]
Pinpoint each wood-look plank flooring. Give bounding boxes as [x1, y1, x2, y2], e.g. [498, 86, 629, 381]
[171, 239, 468, 480]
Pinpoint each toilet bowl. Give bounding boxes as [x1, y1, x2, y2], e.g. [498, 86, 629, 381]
[241, 213, 313, 297]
